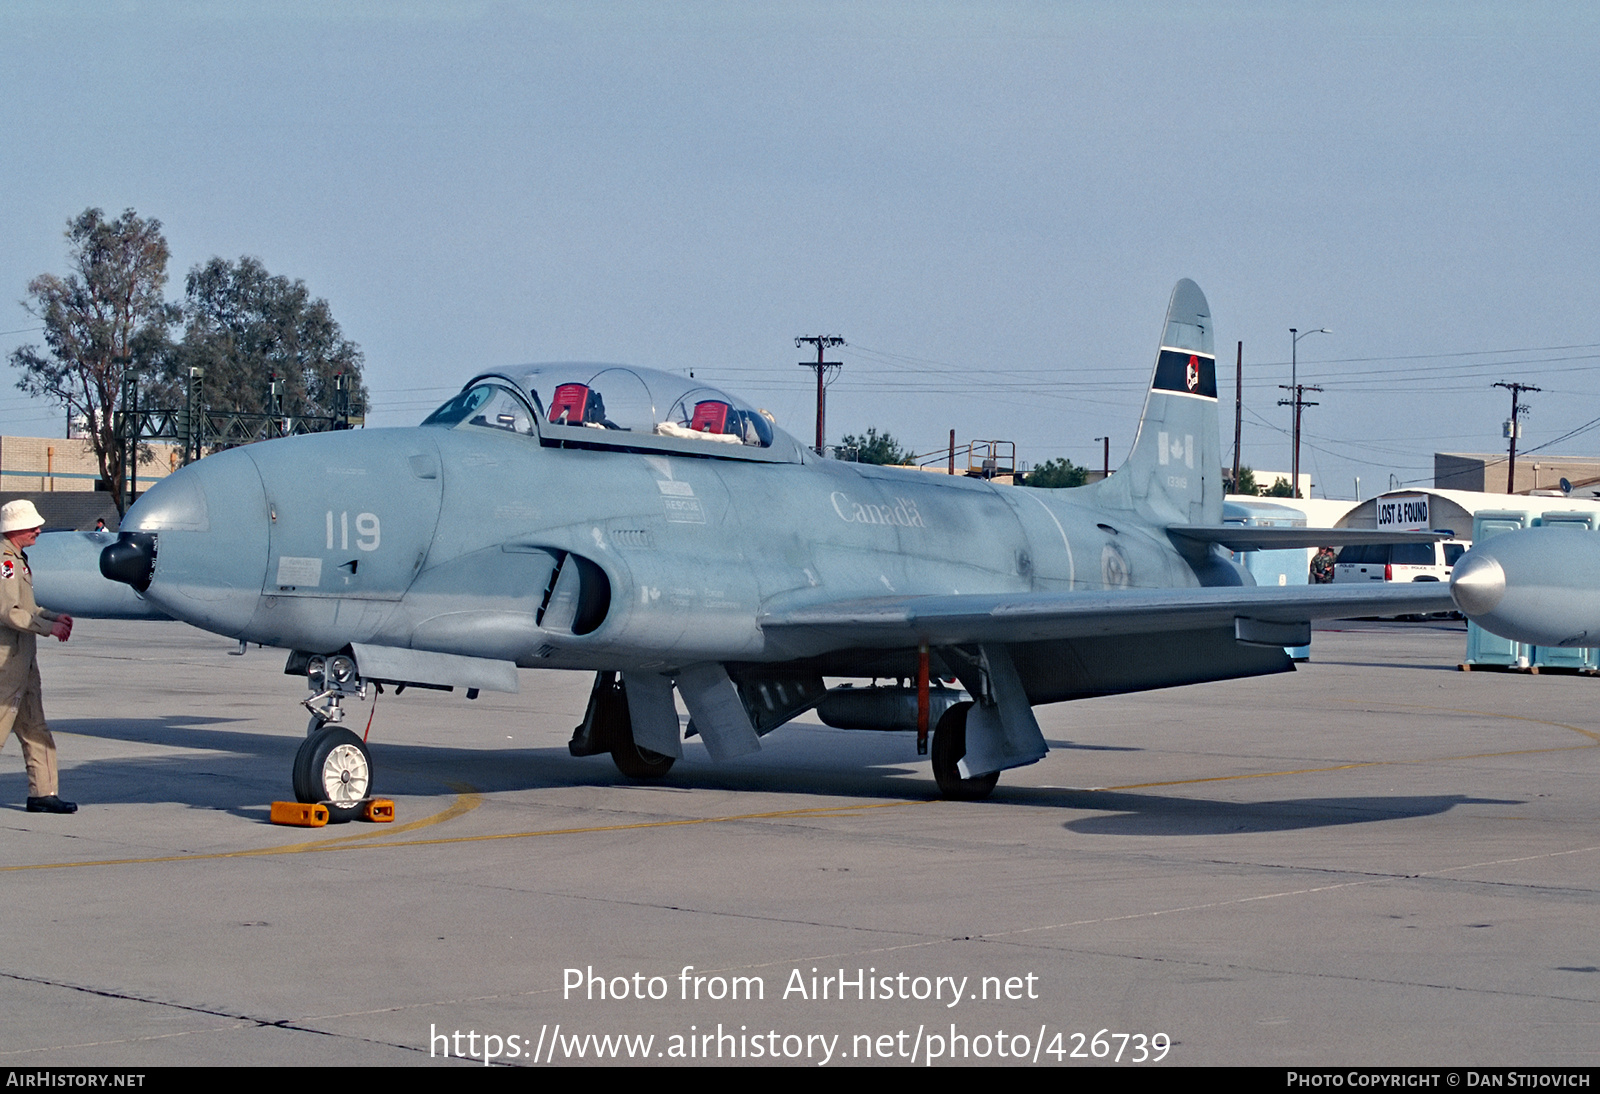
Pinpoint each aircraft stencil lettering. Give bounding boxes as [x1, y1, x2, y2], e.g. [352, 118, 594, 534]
[37, 280, 1453, 818]
[830, 493, 925, 528]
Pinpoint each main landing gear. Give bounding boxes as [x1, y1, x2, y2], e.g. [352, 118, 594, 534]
[294, 654, 375, 823]
[568, 671, 676, 780]
[931, 701, 1000, 801]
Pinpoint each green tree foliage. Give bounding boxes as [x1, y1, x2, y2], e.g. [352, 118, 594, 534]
[8, 208, 178, 513]
[1024, 457, 1090, 489]
[1225, 466, 1259, 495]
[1264, 476, 1296, 498]
[156, 256, 367, 420]
[837, 427, 910, 465]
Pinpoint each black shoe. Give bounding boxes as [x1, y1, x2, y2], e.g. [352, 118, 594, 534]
[26, 795, 77, 814]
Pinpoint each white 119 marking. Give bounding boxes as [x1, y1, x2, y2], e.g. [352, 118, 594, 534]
[326, 510, 381, 551]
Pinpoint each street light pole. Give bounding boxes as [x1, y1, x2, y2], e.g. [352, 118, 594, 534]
[1286, 326, 1330, 498]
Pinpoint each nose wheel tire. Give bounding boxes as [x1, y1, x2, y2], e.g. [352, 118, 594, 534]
[293, 725, 373, 823]
[932, 701, 999, 801]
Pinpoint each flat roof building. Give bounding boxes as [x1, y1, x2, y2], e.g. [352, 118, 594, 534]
[1435, 452, 1600, 497]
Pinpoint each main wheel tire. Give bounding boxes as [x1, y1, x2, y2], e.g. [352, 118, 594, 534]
[590, 677, 675, 779]
[610, 725, 675, 779]
[293, 726, 372, 823]
[931, 701, 999, 801]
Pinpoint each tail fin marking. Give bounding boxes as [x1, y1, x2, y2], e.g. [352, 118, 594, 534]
[1092, 278, 1222, 527]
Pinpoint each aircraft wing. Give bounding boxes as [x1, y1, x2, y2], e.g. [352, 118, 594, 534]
[1167, 526, 1446, 552]
[759, 583, 1456, 650]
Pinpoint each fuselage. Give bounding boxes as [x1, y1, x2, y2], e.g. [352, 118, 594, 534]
[118, 416, 1204, 675]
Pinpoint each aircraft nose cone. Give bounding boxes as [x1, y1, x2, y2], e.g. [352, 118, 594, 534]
[100, 533, 158, 592]
[1450, 552, 1506, 617]
[110, 448, 269, 636]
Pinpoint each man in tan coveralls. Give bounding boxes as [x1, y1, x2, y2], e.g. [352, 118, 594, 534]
[0, 500, 75, 813]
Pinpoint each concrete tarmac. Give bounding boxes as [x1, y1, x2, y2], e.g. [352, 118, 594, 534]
[1, 619, 1596, 1067]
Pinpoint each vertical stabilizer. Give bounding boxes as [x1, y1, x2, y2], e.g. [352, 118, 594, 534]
[1093, 279, 1221, 527]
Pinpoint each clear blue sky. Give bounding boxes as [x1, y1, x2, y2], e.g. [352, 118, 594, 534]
[3, 2, 1596, 498]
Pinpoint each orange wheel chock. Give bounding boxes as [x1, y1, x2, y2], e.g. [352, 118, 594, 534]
[270, 801, 329, 827]
[361, 799, 396, 823]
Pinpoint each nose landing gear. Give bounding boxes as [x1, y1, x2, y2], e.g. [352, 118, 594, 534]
[293, 654, 376, 823]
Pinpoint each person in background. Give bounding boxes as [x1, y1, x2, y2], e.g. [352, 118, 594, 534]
[1310, 546, 1337, 584]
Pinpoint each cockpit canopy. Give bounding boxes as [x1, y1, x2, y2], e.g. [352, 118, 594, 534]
[421, 364, 807, 463]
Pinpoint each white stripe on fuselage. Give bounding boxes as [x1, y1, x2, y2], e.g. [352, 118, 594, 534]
[1016, 489, 1076, 588]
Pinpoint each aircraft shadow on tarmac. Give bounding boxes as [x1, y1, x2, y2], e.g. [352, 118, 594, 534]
[18, 718, 1516, 838]
[1036, 789, 1522, 836]
[34, 716, 952, 815]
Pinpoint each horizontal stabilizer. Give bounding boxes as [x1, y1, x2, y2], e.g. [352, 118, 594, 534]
[1168, 525, 1444, 553]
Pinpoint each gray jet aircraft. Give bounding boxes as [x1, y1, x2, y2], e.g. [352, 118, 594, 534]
[53, 280, 1452, 819]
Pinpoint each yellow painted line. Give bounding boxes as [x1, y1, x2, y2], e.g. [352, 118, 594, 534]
[1099, 703, 1600, 792]
[291, 799, 930, 852]
[1334, 699, 1600, 744]
[256, 783, 486, 854]
[0, 797, 925, 873]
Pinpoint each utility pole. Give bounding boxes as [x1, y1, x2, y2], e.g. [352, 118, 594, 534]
[1232, 341, 1242, 491]
[1494, 381, 1540, 493]
[1277, 383, 1321, 498]
[1094, 436, 1110, 478]
[796, 336, 844, 455]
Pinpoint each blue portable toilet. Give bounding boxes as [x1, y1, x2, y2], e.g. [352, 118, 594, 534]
[1464, 510, 1535, 669]
[1223, 499, 1313, 660]
[1528, 511, 1600, 672]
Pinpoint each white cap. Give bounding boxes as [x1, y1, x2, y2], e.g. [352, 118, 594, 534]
[0, 500, 46, 533]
